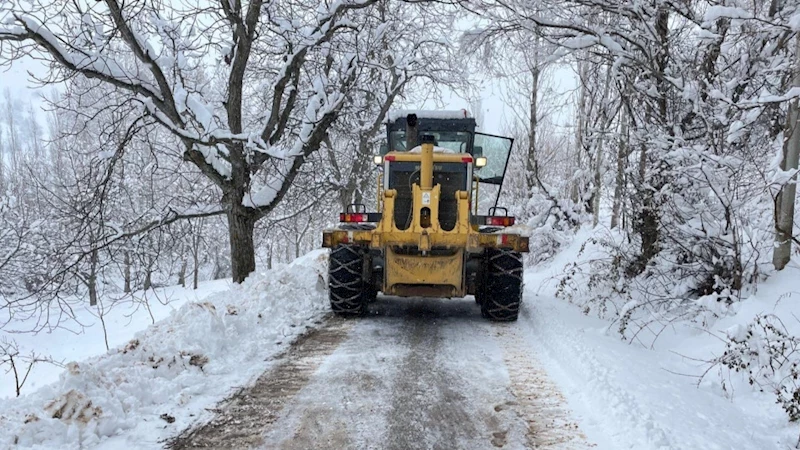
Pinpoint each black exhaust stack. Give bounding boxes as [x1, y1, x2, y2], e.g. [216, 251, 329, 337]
[405, 113, 418, 151]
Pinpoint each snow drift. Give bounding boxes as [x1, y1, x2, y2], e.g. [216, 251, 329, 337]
[532, 225, 800, 446]
[0, 250, 330, 450]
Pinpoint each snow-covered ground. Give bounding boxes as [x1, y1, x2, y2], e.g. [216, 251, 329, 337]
[2, 239, 799, 449]
[1, 280, 232, 400]
[0, 250, 330, 449]
[523, 229, 800, 449]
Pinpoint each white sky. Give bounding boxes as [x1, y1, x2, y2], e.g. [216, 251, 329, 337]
[0, 54, 576, 141]
[0, 56, 48, 103]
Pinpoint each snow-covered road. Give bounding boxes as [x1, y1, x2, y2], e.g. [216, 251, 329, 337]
[5, 248, 792, 449]
[170, 297, 590, 450]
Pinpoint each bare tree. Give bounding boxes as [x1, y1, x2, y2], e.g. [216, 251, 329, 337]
[0, 0, 450, 282]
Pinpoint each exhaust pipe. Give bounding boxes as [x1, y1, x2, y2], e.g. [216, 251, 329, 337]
[405, 113, 418, 151]
[420, 134, 434, 190]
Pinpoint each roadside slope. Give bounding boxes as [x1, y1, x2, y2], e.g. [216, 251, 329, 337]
[1, 279, 232, 399]
[0, 250, 330, 450]
[520, 230, 797, 449]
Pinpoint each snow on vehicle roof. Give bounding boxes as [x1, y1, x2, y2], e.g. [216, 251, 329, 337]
[387, 109, 472, 122]
[407, 145, 458, 154]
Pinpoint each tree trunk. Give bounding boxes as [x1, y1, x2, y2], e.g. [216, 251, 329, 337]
[354, 137, 377, 209]
[774, 34, 800, 270]
[88, 249, 98, 306]
[339, 188, 352, 214]
[123, 251, 131, 293]
[193, 250, 200, 290]
[191, 236, 200, 289]
[228, 209, 256, 283]
[526, 65, 540, 193]
[211, 247, 224, 280]
[178, 258, 187, 287]
[592, 146, 602, 227]
[572, 60, 588, 205]
[611, 105, 629, 229]
[143, 265, 152, 291]
[632, 7, 669, 272]
[592, 69, 613, 228]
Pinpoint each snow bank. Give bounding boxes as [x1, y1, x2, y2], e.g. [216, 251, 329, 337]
[1, 280, 232, 399]
[0, 250, 330, 450]
[526, 226, 800, 447]
[518, 295, 791, 449]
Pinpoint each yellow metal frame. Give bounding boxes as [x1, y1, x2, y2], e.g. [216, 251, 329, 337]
[322, 144, 528, 297]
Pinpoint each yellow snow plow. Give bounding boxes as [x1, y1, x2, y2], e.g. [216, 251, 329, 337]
[322, 111, 528, 321]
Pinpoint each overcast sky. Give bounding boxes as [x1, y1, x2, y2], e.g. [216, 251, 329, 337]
[0, 53, 575, 140]
[1, 55, 48, 102]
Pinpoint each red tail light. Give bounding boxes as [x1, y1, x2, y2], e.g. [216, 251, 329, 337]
[486, 216, 515, 226]
[340, 213, 367, 223]
[471, 215, 516, 227]
[339, 213, 382, 223]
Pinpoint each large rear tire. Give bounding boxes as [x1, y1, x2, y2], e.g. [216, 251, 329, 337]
[365, 284, 378, 303]
[328, 245, 368, 317]
[481, 249, 523, 322]
[474, 271, 486, 306]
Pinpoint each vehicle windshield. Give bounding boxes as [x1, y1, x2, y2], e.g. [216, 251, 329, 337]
[389, 131, 471, 153]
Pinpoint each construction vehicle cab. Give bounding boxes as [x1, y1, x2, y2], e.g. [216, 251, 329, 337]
[322, 110, 528, 321]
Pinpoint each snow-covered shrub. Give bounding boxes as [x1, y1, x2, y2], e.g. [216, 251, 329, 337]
[526, 224, 570, 265]
[712, 315, 800, 422]
[556, 235, 626, 320]
[555, 213, 769, 345]
[516, 187, 586, 265]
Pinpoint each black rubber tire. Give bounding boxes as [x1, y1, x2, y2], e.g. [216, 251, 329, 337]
[366, 284, 378, 303]
[474, 272, 486, 306]
[481, 249, 523, 322]
[328, 245, 368, 317]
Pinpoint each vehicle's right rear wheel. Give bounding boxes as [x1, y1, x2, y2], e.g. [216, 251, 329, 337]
[328, 244, 368, 317]
[481, 249, 523, 322]
[365, 284, 378, 303]
[474, 272, 486, 306]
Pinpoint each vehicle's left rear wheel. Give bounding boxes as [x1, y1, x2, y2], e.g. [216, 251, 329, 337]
[328, 244, 368, 317]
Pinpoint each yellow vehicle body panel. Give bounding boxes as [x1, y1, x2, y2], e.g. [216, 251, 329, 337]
[384, 247, 464, 297]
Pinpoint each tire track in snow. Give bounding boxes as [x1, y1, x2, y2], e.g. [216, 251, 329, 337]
[384, 307, 481, 450]
[167, 316, 354, 449]
[263, 296, 530, 450]
[519, 300, 672, 449]
[168, 296, 592, 450]
[494, 323, 592, 449]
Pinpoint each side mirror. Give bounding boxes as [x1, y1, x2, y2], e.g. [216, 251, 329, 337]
[473, 145, 483, 158]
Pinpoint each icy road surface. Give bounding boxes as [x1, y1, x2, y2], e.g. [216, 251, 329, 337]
[170, 297, 589, 450]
